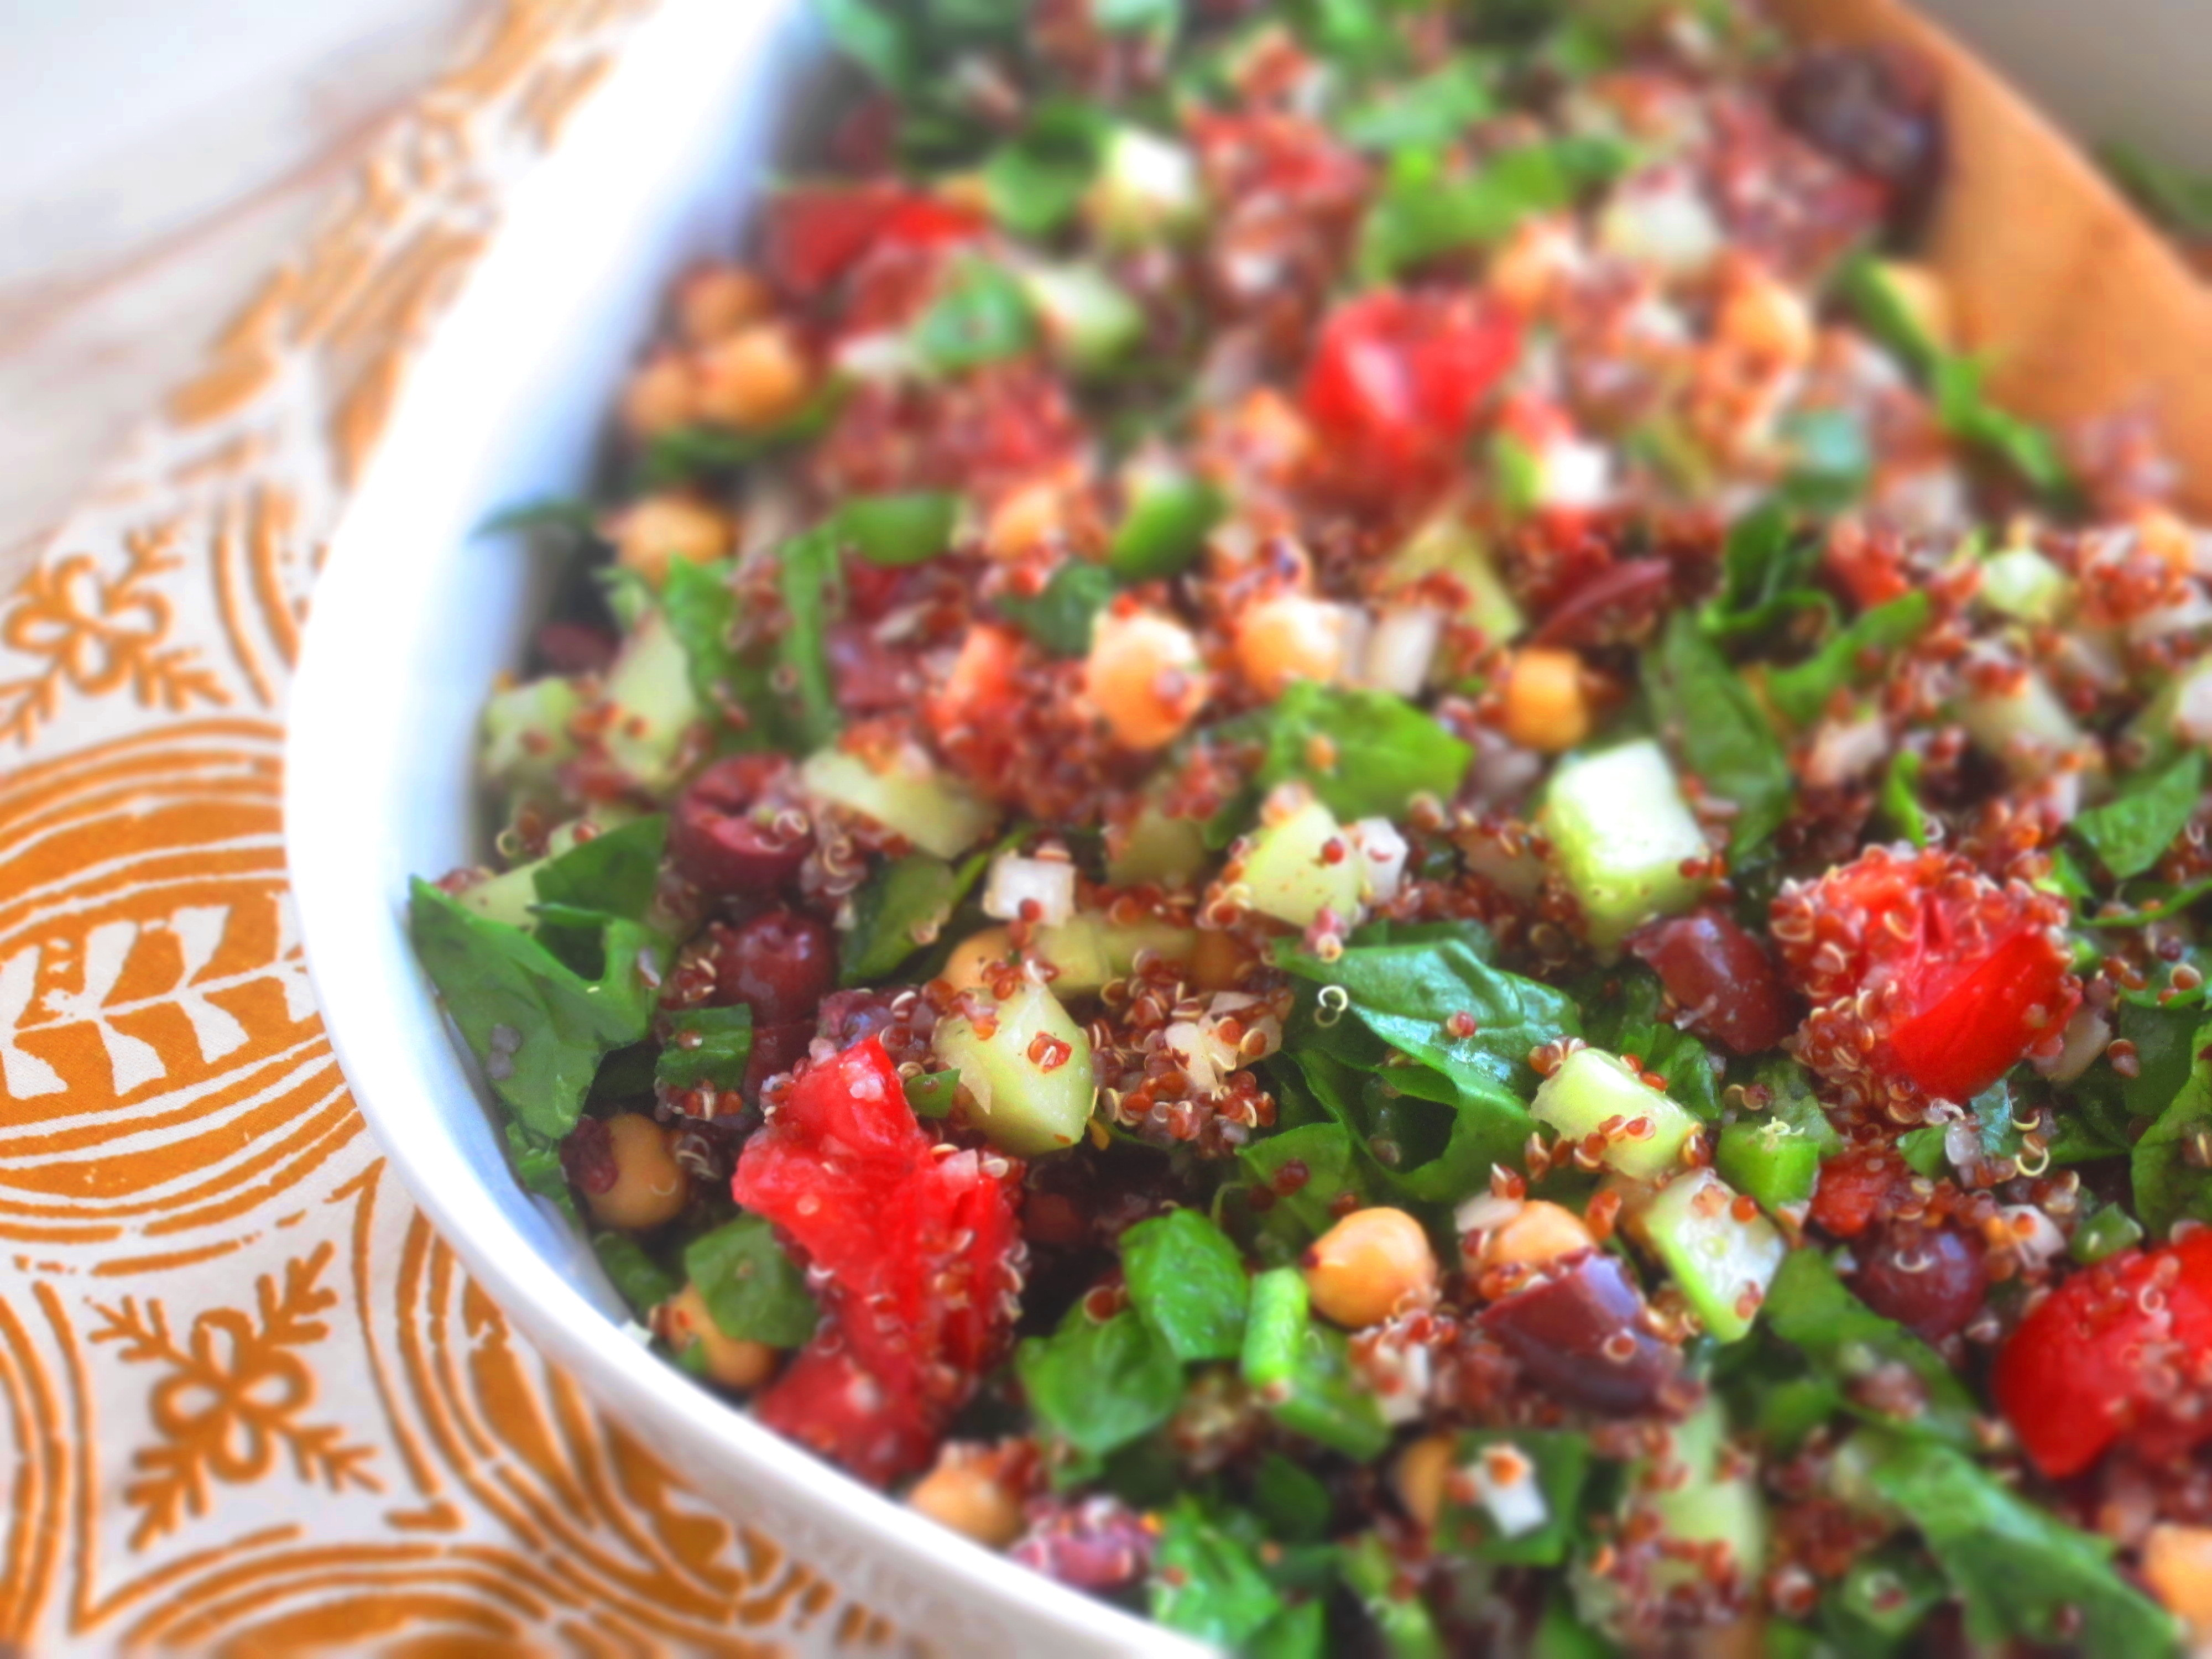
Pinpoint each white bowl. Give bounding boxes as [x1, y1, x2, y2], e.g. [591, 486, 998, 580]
[283, 0, 1199, 1649]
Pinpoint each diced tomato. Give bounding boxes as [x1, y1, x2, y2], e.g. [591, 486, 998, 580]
[926, 624, 1025, 743]
[1300, 290, 1520, 491]
[1626, 908, 1797, 1056]
[1994, 1232, 2212, 1478]
[752, 1340, 942, 1488]
[1770, 846, 2080, 1103]
[764, 185, 983, 295]
[731, 1036, 1024, 1483]
[1807, 1146, 1911, 1240]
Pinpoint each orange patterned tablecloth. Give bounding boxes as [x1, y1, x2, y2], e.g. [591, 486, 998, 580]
[0, 6, 902, 1652]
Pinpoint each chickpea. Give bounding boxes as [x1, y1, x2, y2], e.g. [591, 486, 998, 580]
[583, 1112, 691, 1231]
[693, 321, 814, 431]
[1498, 647, 1591, 753]
[1717, 259, 1815, 372]
[1085, 610, 1212, 750]
[622, 349, 697, 437]
[905, 1444, 1027, 1548]
[943, 926, 1015, 990]
[1235, 594, 1346, 697]
[1229, 387, 1313, 478]
[1478, 1200, 1596, 1274]
[1392, 1432, 1458, 1530]
[2137, 508, 2197, 573]
[660, 1281, 780, 1390]
[675, 263, 771, 346]
[1303, 1207, 1438, 1329]
[2146, 1525, 2212, 1632]
[611, 494, 734, 586]
[984, 479, 1066, 561]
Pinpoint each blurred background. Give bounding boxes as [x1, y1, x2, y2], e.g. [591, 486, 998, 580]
[1, 0, 2208, 575]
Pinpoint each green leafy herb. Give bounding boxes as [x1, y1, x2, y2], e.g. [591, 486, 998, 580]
[1763, 1250, 1979, 1447]
[1855, 1430, 2179, 1656]
[998, 558, 1116, 655]
[2131, 1014, 2212, 1235]
[1016, 1305, 1185, 1458]
[408, 880, 658, 1141]
[1335, 56, 1495, 152]
[594, 1232, 682, 1315]
[1237, 1121, 1374, 1253]
[776, 528, 844, 749]
[1150, 1497, 1286, 1650]
[1646, 609, 1791, 857]
[1704, 503, 1824, 643]
[1251, 682, 1473, 823]
[831, 492, 962, 566]
[661, 556, 786, 749]
[683, 1214, 820, 1347]
[1340, 1532, 1447, 1659]
[1253, 1452, 1334, 1545]
[1765, 592, 1930, 729]
[983, 102, 1104, 237]
[1881, 748, 1931, 847]
[914, 258, 1039, 372]
[2074, 750, 2204, 880]
[1121, 1207, 1250, 1362]
[840, 851, 984, 984]
[1240, 1267, 1390, 1459]
[1360, 138, 1632, 277]
[655, 1004, 753, 1095]
[508, 1124, 577, 1219]
[639, 398, 837, 488]
[476, 496, 602, 540]
[818, 0, 917, 89]
[530, 815, 669, 969]
[1108, 473, 1225, 581]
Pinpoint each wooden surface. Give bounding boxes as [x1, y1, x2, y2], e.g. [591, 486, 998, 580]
[0, 0, 483, 581]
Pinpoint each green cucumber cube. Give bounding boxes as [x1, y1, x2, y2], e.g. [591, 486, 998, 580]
[481, 676, 580, 798]
[1105, 797, 1209, 888]
[931, 980, 1094, 1155]
[1538, 739, 1709, 952]
[1083, 126, 1201, 248]
[800, 747, 996, 860]
[1715, 1112, 1834, 1213]
[1018, 261, 1145, 374]
[1977, 546, 2069, 625]
[1637, 1399, 1769, 1592]
[1384, 510, 1525, 645]
[1642, 1168, 1786, 1344]
[1240, 792, 1367, 928]
[598, 609, 702, 791]
[1958, 667, 2083, 778]
[1531, 1047, 1697, 1180]
[457, 860, 544, 930]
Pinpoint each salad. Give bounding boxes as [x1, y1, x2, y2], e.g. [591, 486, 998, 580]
[413, 0, 2212, 1651]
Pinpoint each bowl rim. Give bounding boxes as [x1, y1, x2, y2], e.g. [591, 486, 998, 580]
[281, 0, 1200, 1649]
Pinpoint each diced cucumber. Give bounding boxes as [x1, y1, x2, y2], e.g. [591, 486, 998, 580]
[1017, 262, 1146, 374]
[1530, 1047, 1697, 1181]
[800, 746, 996, 859]
[1641, 1167, 1786, 1344]
[1537, 739, 1708, 952]
[1715, 1105, 1839, 1214]
[1384, 510, 1525, 645]
[457, 861, 545, 930]
[1108, 465, 1224, 582]
[1240, 1267, 1391, 1460]
[598, 609, 702, 792]
[1977, 546, 2069, 625]
[481, 676, 581, 798]
[1032, 915, 1198, 997]
[1646, 1407, 1778, 1601]
[1083, 125, 1202, 247]
[1105, 797, 1210, 888]
[1239, 792, 1367, 929]
[1958, 667, 2084, 778]
[931, 980, 1094, 1155]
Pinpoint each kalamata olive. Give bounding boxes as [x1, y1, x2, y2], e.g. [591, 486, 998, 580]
[712, 909, 837, 1027]
[557, 1116, 618, 1195]
[1774, 45, 1942, 233]
[744, 1019, 816, 1098]
[816, 987, 937, 1067]
[535, 619, 618, 675]
[1626, 909, 1797, 1056]
[1010, 1496, 1155, 1593]
[1851, 1222, 1987, 1343]
[1478, 1251, 1679, 1416]
[670, 755, 811, 897]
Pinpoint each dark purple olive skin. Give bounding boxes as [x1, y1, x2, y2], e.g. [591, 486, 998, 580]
[1851, 1223, 1987, 1343]
[1773, 45, 1943, 233]
[709, 909, 837, 1027]
[1479, 1251, 1680, 1416]
[743, 1019, 816, 1098]
[669, 756, 811, 898]
[1627, 909, 1798, 1056]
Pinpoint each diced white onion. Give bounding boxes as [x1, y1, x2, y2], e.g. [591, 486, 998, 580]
[2178, 661, 2212, 745]
[2037, 1006, 2112, 1085]
[1469, 1444, 1551, 1539]
[2000, 1204, 2067, 1268]
[1802, 714, 1888, 791]
[1330, 604, 1372, 688]
[1455, 1193, 1524, 1235]
[832, 329, 919, 383]
[1598, 173, 1722, 278]
[2130, 589, 2212, 644]
[1539, 437, 1613, 510]
[983, 854, 1077, 927]
[1160, 1020, 1219, 1093]
[1356, 605, 1443, 698]
[1348, 817, 1410, 904]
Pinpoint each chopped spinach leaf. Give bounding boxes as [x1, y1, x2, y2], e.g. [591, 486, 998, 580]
[2131, 1014, 2212, 1236]
[1121, 1207, 1250, 1362]
[662, 556, 786, 749]
[2073, 750, 2203, 880]
[655, 1003, 753, 1095]
[983, 102, 1105, 237]
[1360, 137, 1632, 278]
[1241, 1267, 1390, 1459]
[683, 1214, 820, 1347]
[1016, 1305, 1185, 1458]
[1108, 473, 1225, 581]
[1766, 592, 1929, 729]
[594, 1232, 682, 1316]
[1704, 502, 1825, 643]
[1150, 1497, 1285, 1650]
[905, 1068, 961, 1118]
[1647, 609, 1791, 857]
[777, 526, 844, 749]
[1763, 1250, 1979, 1448]
[840, 850, 984, 984]
[998, 558, 1117, 655]
[914, 258, 1039, 372]
[1335, 56, 1495, 152]
[1251, 681, 1473, 822]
